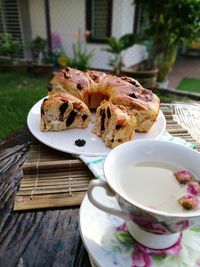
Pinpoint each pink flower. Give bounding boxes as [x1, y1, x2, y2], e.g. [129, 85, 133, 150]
[195, 259, 200, 266]
[116, 222, 128, 231]
[80, 34, 86, 41]
[85, 30, 92, 37]
[175, 169, 193, 184]
[71, 32, 78, 40]
[176, 219, 190, 231]
[137, 233, 182, 257]
[130, 215, 170, 234]
[187, 181, 200, 195]
[178, 194, 199, 210]
[51, 33, 61, 49]
[164, 240, 182, 256]
[132, 250, 153, 267]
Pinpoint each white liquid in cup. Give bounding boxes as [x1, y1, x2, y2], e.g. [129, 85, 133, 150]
[118, 161, 194, 214]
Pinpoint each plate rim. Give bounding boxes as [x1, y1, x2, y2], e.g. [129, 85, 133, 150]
[79, 191, 126, 267]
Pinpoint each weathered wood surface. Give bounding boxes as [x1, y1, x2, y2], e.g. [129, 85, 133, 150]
[0, 128, 91, 267]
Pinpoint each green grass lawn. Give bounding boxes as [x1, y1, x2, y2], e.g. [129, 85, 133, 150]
[177, 78, 200, 93]
[0, 72, 50, 140]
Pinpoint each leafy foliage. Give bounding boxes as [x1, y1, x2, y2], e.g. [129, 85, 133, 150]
[30, 36, 51, 64]
[0, 33, 21, 61]
[69, 30, 94, 70]
[136, 0, 200, 81]
[104, 33, 136, 75]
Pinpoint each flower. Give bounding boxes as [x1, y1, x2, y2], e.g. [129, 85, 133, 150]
[130, 214, 170, 234]
[138, 233, 182, 257]
[85, 30, 92, 37]
[132, 250, 153, 267]
[71, 32, 78, 41]
[51, 33, 61, 49]
[175, 170, 193, 184]
[178, 194, 199, 210]
[116, 222, 127, 231]
[187, 181, 200, 196]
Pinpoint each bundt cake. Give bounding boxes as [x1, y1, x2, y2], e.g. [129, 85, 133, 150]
[92, 101, 137, 148]
[40, 92, 91, 132]
[50, 67, 160, 132]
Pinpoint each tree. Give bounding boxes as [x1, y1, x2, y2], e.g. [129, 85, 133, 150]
[135, 0, 200, 81]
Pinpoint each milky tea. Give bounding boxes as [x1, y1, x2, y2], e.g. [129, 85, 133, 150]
[118, 161, 190, 213]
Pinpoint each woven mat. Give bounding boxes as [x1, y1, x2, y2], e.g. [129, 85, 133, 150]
[14, 103, 200, 211]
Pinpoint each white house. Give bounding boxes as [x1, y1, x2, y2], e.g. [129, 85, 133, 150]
[0, 0, 147, 70]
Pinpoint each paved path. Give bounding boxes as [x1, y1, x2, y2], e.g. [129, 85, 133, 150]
[168, 57, 200, 89]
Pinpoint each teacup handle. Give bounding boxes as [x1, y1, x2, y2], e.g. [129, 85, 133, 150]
[88, 179, 128, 220]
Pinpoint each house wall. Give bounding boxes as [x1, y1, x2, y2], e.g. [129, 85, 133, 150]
[28, 0, 147, 69]
[29, 0, 46, 39]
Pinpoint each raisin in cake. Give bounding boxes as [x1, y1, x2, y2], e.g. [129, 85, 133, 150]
[40, 92, 91, 131]
[92, 101, 137, 148]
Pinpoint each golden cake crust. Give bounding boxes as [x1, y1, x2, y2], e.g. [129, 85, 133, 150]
[50, 67, 160, 132]
[92, 101, 137, 148]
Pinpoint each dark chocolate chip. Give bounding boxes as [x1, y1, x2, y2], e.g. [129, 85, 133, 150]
[47, 86, 52, 92]
[77, 83, 83, 90]
[101, 109, 106, 131]
[59, 101, 69, 119]
[130, 80, 140, 87]
[64, 67, 70, 72]
[107, 107, 111, 118]
[66, 110, 77, 127]
[129, 92, 137, 99]
[41, 108, 45, 116]
[75, 139, 86, 147]
[43, 98, 48, 103]
[63, 72, 69, 79]
[116, 124, 122, 130]
[111, 138, 114, 143]
[118, 139, 122, 142]
[82, 113, 88, 121]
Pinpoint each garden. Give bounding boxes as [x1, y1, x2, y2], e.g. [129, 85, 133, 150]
[0, 0, 199, 140]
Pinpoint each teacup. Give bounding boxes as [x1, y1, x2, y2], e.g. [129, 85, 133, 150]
[88, 140, 200, 249]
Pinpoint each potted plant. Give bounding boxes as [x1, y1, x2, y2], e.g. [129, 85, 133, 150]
[30, 36, 53, 75]
[133, 0, 200, 87]
[104, 33, 158, 87]
[103, 33, 137, 75]
[0, 33, 26, 72]
[185, 38, 200, 57]
[69, 30, 94, 70]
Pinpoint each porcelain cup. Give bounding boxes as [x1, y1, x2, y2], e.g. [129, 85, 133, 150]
[88, 140, 200, 249]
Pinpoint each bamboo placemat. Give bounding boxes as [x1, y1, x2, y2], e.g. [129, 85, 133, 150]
[14, 103, 200, 211]
[14, 144, 95, 210]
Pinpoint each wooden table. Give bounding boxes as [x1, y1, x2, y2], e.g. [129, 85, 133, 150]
[1, 103, 200, 267]
[0, 127, 91, 267]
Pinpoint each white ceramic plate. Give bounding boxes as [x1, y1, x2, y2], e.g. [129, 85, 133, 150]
[79, 187, 127, 267]
[27, 98, 166, 156]
[79, 188, 200, 267]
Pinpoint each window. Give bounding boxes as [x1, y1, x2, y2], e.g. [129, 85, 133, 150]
[0, 0, 24, 58]
[86, 0, 113, 43]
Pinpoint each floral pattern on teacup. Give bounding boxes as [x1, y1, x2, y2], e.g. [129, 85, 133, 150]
[114, 222, 182, 267]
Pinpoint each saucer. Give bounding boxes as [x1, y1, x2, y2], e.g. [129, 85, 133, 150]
[79, 187, 200, 267]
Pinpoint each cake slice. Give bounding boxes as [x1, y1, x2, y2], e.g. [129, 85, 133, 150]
[92, 101, 137, 148]
[40, 92, 91, 131]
